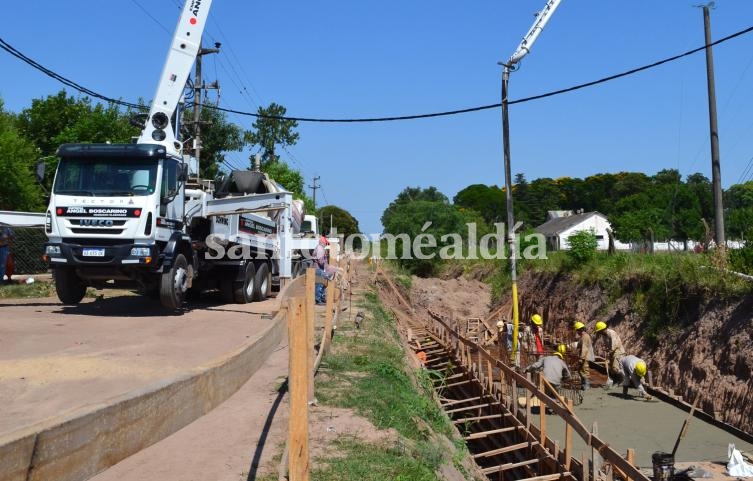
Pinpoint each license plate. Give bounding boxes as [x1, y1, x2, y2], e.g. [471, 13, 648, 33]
[82, 248, 105, 257]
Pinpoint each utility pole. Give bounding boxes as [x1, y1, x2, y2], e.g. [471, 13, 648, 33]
[499, 0, 561, 365]
[700, 3, 725, 247]
[192, 41, 221, 177]
[309, 176, 321, 210]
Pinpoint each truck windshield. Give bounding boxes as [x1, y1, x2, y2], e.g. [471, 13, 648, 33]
[53, 157, 158, 197]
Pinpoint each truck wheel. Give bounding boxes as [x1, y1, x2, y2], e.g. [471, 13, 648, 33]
[233, 261, 257, 304]
[253, 262, 271, 302]
[55, 267, 87, 305]
[160, 253, 189, 310]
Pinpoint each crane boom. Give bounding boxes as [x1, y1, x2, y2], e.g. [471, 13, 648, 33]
[137, 0, 214, 155]
[508, 0, 561, 66]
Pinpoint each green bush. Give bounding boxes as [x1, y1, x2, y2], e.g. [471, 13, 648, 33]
[566, 230, 598, 266]
[728, 242, 753, 275]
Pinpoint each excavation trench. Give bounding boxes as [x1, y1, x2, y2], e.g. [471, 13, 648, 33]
[376, 269, 649, 481]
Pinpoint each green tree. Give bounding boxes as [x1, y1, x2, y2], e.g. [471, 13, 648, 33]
[188, 107, 245, 179]
[381, 186, 448, 231]
[243, 103, 299, 166]
[382, 199, 467, 276]
[16, 90, 139, 190]
[725, 181, 753, 240]
[453, 184, 505, 225]
[318, 205, 360, 239]
[0, 99, 43, 210]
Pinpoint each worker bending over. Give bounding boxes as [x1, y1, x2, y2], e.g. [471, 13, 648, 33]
[525, 345, 571, 395]
[621, 354, 651, 400]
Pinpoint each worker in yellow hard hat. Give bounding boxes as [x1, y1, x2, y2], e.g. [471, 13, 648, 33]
[621, 354, 651, 400]
[527, 313, 545, 359]
[525, 344, 571, 402]
[573, 321, 594, 390]
[594, 321, 626, 381]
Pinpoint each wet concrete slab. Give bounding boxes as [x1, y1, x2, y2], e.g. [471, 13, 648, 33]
[533, 385, 753, 470]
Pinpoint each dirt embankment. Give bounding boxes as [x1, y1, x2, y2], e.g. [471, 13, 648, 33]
[503, 270, 753, 434]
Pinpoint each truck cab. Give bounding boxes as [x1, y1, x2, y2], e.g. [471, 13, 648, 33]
[44, 143, 192, 306]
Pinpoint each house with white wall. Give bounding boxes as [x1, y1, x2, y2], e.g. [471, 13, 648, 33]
[534, 211, 630, 251]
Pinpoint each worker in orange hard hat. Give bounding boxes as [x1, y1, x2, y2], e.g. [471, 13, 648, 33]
[594, 321, 626, 381]
[573, 321, 594, 391]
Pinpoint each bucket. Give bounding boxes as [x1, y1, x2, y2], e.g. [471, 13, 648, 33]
[652, 452, 674, 481]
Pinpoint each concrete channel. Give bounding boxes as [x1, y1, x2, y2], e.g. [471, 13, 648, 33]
[377, 268, 753, 481]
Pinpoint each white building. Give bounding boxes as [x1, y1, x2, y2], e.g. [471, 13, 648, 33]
[534, 211, 630, 251]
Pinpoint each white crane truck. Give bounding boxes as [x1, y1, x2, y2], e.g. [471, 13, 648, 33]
[43, 0, 317, 309]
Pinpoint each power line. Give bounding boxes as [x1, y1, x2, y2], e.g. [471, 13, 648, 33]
[2, 23, 752, 122]
[129, 0, 172, 35]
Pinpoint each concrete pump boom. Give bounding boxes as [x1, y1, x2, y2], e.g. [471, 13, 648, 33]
[137, 0, 214, 156]
[508, 0, 561, 66]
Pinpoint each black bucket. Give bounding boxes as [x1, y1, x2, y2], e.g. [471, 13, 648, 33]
[652, 452, 674, 481]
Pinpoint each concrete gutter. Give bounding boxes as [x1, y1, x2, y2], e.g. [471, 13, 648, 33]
[0, 309, 285, 481]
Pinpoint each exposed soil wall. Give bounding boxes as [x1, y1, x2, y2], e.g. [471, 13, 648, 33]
[507, 270, 753, 434]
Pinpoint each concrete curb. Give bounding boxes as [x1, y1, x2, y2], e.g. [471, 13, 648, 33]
[0, 309, 286, 481]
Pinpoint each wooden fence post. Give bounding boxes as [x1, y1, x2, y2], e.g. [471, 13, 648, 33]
[305, 268, 315, 403]
[626, 448, 636, 481]
[288, 297, 310, 481]
[565, 399, 573, 471]
[539, 375, 547, 446]
[592, 421, 600, 481]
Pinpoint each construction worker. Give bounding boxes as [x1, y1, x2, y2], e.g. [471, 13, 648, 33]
[525, 344, 571, 392]
[594, 321, 626, 380]
[530, 314, 545, 356]
[313, 236, 333, 305]
[621, 354, 651, 399]
[573, 321, 594, 390]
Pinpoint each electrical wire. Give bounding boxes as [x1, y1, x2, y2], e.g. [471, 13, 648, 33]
[203, 24, 753, 122]
[0, 38, 143, 110]
[2, 24, 752, 122]
[129, 0, 172, 35]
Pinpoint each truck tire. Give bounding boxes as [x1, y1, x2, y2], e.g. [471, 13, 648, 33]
[233, 261, 257, 304]
[55, 267, 87, 305]
[160, 253, 189, 310]
[253, 262, 271, 302]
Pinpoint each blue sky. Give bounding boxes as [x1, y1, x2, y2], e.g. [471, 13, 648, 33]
[2, 1, 753, 234]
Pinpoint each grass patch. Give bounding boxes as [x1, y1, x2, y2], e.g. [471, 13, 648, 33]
[314, 288, 466, 480]
[317, 291, 450, 439]
[312, 437, 440, 481]
[0, 281, 54, 299]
